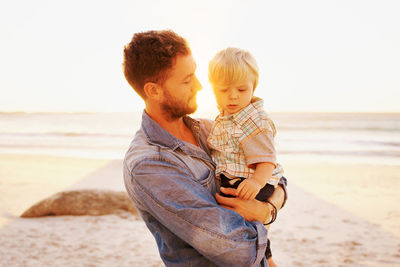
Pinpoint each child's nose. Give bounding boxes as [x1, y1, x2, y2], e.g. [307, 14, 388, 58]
[229, 91, 238, 99]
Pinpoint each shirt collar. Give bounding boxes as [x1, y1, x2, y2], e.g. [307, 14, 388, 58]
[141, 111, 201, 151]
[216, 96, 264, 124]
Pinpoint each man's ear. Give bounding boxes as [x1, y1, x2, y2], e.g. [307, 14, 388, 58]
[143, 82, 162, 100]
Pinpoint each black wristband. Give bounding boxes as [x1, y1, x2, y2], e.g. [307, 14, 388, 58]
[263, 200, 277, 226]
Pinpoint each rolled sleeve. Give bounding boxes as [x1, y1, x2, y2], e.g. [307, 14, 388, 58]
[126, 156, 268, 267]
[278, 176, 288, 208]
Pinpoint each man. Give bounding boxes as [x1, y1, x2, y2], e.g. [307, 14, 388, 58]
[123, 30, 287, 267]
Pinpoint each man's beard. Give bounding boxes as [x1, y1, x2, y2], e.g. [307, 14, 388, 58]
[161, 91, 197, 120]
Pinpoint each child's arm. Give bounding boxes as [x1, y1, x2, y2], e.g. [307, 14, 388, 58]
[236, 162, 275, 200]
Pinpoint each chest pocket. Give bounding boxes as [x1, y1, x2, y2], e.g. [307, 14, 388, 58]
[174, 150, 217, 192]
[197, 169, 216, 192]
[190, 159, 215, 188]
[226, 131, 241, 153]
[209, 127, 241, 154]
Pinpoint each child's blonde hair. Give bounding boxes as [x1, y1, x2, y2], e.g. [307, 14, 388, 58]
[208, 47, 259, 89]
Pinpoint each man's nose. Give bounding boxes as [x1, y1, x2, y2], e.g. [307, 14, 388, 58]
[193, 76, 202, 92]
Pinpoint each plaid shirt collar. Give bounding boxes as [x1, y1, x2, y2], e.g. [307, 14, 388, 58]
[216, 96, 264, 125]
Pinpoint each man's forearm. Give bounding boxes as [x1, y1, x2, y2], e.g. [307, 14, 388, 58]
[268, 184, 285, 211]
[217, 182, 286, 223]
[217, 188, 270, 223]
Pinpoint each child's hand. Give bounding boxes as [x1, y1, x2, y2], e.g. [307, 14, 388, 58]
[236, 179, 262, 200]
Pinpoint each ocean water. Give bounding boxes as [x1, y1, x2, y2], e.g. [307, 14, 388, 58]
[0, 112, 399, 165]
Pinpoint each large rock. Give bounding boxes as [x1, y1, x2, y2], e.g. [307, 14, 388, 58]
[21, 190, 138, 217]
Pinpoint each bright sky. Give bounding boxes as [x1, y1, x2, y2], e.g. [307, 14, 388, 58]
[1, 0, 399, 113]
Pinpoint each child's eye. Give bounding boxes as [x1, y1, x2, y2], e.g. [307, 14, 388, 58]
[238, 88, 247, 92]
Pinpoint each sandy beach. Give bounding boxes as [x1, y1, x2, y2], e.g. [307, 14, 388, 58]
[1, 153, 400, 266]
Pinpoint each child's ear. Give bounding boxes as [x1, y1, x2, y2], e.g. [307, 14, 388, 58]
[143, 82, 162, 100]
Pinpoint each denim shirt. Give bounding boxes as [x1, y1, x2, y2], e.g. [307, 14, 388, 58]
[124, 111, 270, 267]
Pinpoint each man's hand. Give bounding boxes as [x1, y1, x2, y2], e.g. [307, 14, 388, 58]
[215, 187, 270, 222]
[236, 179, 262, 200]
[215, 185, 286, 223]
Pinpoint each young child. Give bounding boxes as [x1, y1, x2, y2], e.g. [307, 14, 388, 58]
[207, 47, 285, 266]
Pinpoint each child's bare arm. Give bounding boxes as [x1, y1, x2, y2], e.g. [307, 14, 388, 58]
[236, 162, 275, 200]
[251, 162, 275, 188]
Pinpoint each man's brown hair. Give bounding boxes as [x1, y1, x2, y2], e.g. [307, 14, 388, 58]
[123, 30, 191, 99]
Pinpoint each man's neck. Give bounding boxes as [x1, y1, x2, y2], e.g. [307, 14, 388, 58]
[145, 106, 198, 146]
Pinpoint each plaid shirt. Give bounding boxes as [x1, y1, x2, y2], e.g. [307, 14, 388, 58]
[207, 97, 283, 187]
